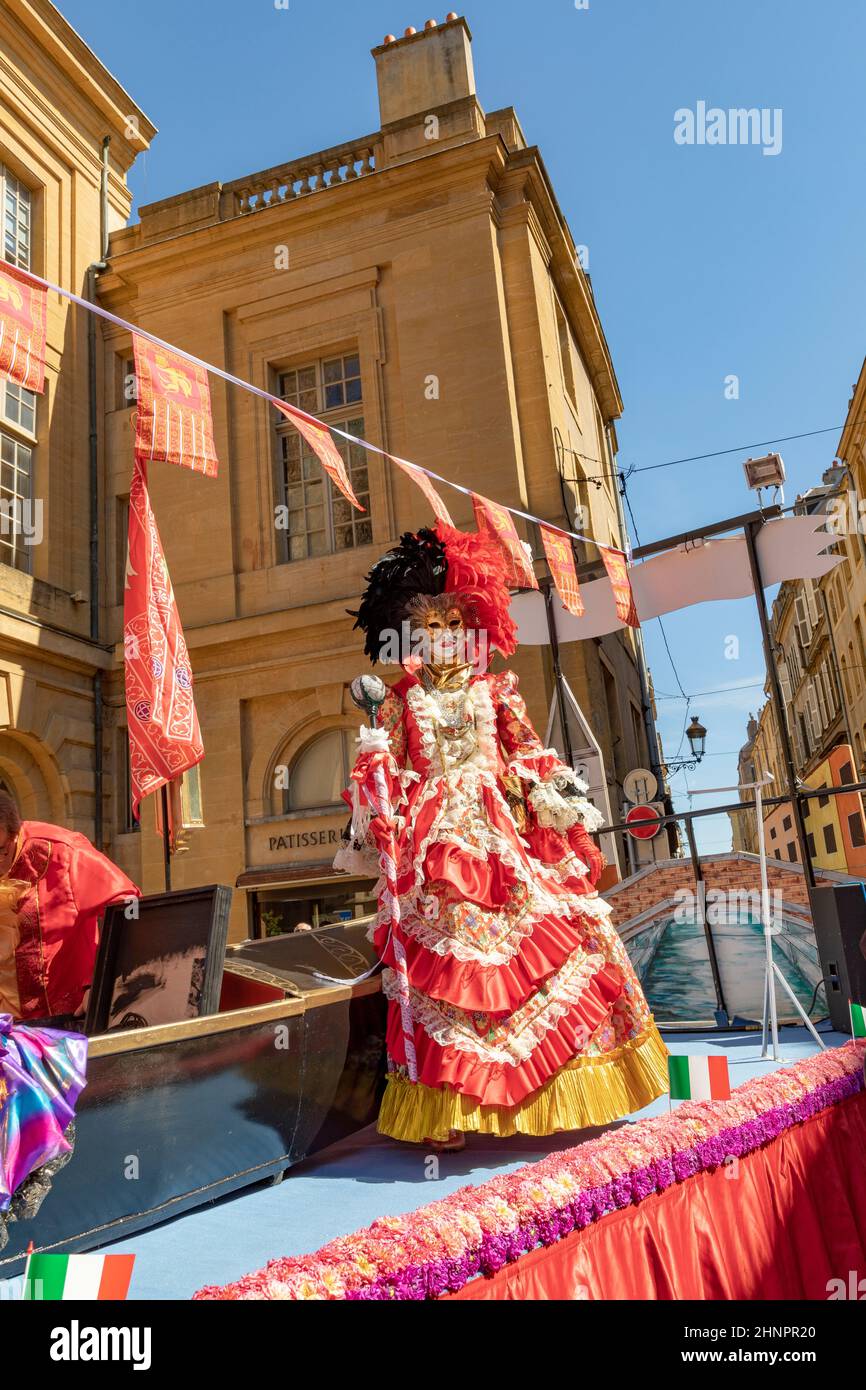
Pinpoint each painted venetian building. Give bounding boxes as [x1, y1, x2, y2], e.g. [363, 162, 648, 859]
[828, 356, 866, 769]
[97, 16, 657, 937]
[0, 1, 152, 838]
[731, 470, 866, 874]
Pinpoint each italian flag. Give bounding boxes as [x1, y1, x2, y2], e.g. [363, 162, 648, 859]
[22, 1252, 135, 1301]
[668, 1054, 731, 1102]
[850, 1001, 866, 1039]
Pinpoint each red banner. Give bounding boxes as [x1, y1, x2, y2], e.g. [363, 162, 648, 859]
[133, 335, 220, 477]
[124, 457, 204, 818]
[273, 399, 363, 511]
[0, 262, 47, 393]
[472, 493, 538, 590]
[391, 457, 453, 526]
[602, 547, 639, 627]
[540, 525, 584, 616]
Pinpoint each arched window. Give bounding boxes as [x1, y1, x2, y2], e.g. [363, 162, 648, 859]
[283, 729, 355, 813]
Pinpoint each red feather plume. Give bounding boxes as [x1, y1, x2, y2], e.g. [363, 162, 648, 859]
[435, 520, 518, 658]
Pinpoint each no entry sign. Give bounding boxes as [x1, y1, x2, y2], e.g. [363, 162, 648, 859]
[626, 803, 662, 840]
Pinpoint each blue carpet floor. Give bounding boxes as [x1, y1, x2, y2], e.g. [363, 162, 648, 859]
[2, 1023, 848, 1300]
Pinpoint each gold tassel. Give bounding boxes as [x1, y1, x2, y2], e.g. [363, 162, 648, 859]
[377, 1022, 670, 1143]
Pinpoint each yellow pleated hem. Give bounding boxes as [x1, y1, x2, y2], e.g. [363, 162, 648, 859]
[377, 1022, 670, 1143]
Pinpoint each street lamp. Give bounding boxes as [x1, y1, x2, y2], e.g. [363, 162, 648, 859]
[686, 714, 707, 761]
[662, 714, 708, 774]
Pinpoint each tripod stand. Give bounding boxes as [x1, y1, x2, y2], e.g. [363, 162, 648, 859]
[690, 773, 825, 1061]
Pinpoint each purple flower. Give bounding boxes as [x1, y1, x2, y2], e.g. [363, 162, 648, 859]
[572, 1194, 594, 1229]
[479, 1234, 510, 1274]
[612, 1176, 633, 1208]
[590, 1183, 616, 1218]
[653, 1157, 675, 1190]
[631, 1165, 657, 1201]
[424, 1261, 452, 1298]
[672, 1149, 699, 1181]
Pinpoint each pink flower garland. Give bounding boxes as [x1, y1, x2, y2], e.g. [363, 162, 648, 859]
[194, 1041, 865, 1301]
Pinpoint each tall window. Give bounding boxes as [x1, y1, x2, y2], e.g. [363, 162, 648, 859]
[0, 431, 33, 572]
[283, 729, 355, 813]
[275, 354, 372, 562]
[2, 165, 31, 270]
[1, 165, 35, 574]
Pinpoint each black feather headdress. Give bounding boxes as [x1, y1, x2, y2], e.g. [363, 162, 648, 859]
[350, 528, 447, 662]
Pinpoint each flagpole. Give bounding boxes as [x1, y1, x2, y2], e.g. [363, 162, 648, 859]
[160, 785, 172, 892]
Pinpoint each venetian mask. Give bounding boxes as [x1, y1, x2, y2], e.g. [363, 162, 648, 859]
[411, 597, 468, 667]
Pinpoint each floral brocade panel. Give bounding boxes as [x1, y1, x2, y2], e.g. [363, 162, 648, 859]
[413, 878, 534, 958]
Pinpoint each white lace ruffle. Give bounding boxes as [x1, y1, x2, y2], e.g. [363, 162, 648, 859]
[333, 841, 379, 876]
[527, 780, 606, 835]
[382, 946, 606, 1067]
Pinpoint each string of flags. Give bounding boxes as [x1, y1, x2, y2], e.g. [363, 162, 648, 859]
[0, 259, 643, 820]
[0, 262, 640, 600]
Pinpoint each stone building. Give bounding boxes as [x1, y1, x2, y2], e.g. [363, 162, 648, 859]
[0, 0, 152, 836]
[90, 16, 658, 937]
[730, 434, 866, 874]
[0, 8, 664, 940]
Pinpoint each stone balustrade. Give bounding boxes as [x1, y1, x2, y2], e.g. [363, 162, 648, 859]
[222, 137, 380, 217]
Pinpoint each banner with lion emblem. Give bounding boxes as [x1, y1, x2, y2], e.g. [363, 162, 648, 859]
[133, 334, 220, 477]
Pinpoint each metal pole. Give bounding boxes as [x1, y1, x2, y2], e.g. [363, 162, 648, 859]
[756, 783, 780, 1060]
[160, 784, 172, 892]
[743, 520, 816, 887]
[683, 816, 728, 1019]
[541, 578, 574, 766]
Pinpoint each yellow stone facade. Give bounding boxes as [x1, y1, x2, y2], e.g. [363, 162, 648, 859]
[732, 367, 866, 867]
[5, 11, 658, 940]
[0, 1, 153, 836]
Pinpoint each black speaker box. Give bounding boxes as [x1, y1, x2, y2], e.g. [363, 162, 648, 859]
[808, 884, 866, 1033]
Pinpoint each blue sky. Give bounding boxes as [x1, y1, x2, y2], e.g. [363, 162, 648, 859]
[60, 0, 866, 849]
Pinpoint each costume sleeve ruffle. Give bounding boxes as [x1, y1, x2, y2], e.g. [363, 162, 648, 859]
[333, 688, 408, 876]
[491, 669, 606, 834]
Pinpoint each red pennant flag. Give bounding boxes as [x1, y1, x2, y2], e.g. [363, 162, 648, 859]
[0, 262, 47, 393]
[124, 457, 204, 818]
[540, 525, 584, 616]
[273, 399, 363, 511]
[602, 547, 639, 627]
[133, 335, 219, 477]
[472, 493, 538, 590]
[390, 457, 453, 526]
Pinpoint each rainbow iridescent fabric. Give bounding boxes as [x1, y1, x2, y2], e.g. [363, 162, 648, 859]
[0, 1013, 87, 1211]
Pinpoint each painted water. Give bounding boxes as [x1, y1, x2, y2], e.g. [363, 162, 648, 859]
[634, 913, 819, 1024]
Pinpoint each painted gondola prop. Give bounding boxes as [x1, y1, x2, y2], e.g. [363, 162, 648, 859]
[0, 887, 385, 1275]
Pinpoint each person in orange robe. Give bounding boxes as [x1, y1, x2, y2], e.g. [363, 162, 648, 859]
[0, 792, 140, 1025]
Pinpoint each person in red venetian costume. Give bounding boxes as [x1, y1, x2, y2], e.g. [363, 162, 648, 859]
[0, 792, 140, 1025]
[337, 522, 668, 1151]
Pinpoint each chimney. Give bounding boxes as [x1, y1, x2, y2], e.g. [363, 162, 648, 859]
[372, 15, 485, 165]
